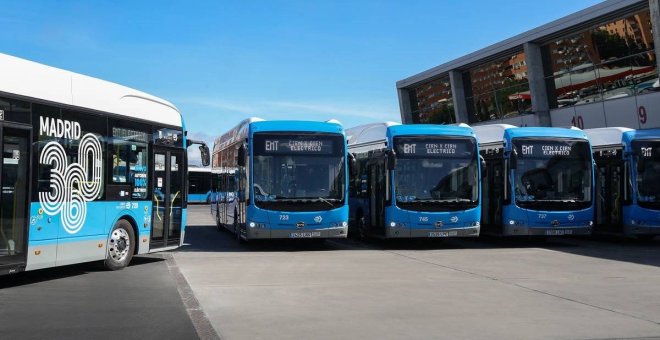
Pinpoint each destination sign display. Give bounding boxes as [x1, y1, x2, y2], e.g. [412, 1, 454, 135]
[394, 138, 474, 158]
[514, 140, 588, 158]
[255, 136, 336, 155]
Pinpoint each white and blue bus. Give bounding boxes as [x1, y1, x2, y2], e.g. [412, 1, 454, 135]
[474, 124, 595, 236]
[346, 122, 482, 239]
[586, 127, 660, 240]
[211, 118, 349, 241]
[0, 53, 209, 275]
[188, 167, 219, 204]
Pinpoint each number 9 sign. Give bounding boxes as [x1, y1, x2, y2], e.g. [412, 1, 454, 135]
[639, 106, 647, 125]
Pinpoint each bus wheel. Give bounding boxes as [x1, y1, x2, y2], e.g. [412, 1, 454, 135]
[105, 220, 135, 271]
[215, 207, 222, 231]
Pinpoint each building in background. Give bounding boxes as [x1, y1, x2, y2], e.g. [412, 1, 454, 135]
[397, 0, 660, 130]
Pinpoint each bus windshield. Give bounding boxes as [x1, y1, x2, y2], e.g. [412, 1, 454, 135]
[632, 140, 660, 209]
[394, 137, 479, 211]
[252, 133, 345, 211]
[512, 138, 592, 210]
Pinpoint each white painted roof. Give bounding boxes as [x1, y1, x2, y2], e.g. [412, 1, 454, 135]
[346, 121, 400, 146]
[0, 53, 183, 127]
[584, 127, 633, 147]
[472, 124, 516, 145]
[213, 117, 264, 153]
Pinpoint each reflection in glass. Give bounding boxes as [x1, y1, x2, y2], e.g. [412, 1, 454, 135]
[466, 51, 531, 123]
[512, 139, 592, 210]
[411, 76, 455, 124]
[545, 9, 657, 109]
[252, 134, 345, 211]
[394, 137, 479, 211]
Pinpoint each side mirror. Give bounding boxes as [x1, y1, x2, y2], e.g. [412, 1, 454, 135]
[509, 149, 518, 170]
[385, 149, 396, 171]
[237, 145, 246, 167]
[348, 153, 357, 178]
[200, 145, 210, 167]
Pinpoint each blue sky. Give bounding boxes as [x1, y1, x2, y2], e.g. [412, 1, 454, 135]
[1, 0, 601, 163]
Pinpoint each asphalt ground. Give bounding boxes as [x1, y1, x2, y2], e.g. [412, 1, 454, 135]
[0, 252, 199, 339]
[177, 205, 660, 340]
[3, 205, 660, 340]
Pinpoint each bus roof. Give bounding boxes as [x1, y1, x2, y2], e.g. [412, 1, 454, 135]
[387, 124, 475, 139]
[0, 53, 183, 127]
[346, 121, 400, 146]
[213, 118, 345, 154]
[622, 128, 660, 145]
[584, 127, 633, 148]
[472, 124, 516, 145]
[504, 126, 589, 141]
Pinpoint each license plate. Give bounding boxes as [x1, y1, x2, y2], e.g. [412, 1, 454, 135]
[290, 232, 321, 238]
[429, 231, 458, 237]
[545, 229, 573, 236]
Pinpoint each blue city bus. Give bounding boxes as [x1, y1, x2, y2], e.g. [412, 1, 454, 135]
[586, 127, 660, 240]
[474, 124, 595, 236]
[0, 53, 209, 275]
[346, 122, 482, 239]
[211, 118, 349, 241]
[188, 167, 219, 204]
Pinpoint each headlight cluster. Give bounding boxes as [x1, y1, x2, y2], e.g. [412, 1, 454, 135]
[388, 221, 408, 228]
[248, 222, 266, 228]
[509, 220, 525, 226]
[330, 221, 349, 228]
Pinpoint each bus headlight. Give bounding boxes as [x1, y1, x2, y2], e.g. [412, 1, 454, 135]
[248, 222, 266, 228]
[342, 221, 348, 228]
[249, 222, 256, 228]
[389, 221, 407, 228]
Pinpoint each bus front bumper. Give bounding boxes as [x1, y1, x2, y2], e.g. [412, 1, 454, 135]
[246, 226, 348, 239]
[386, 226, 479, 238]
[504, 225, 592, 236]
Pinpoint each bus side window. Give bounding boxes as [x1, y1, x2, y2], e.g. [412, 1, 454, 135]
[110, 126, 150, 200]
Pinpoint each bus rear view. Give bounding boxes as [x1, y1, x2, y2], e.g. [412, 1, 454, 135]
[475, 125, 594, 236]
[213, 119, 348, 241]
[347, 123, 481, 239]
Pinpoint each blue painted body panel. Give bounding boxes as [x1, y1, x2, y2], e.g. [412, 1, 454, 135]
[503, 127, 595, 235]
[244, 120, 349, 238]
[188, 192, 211, 204]
[351, 124, 482, 238]
[621, 128, 660, 235]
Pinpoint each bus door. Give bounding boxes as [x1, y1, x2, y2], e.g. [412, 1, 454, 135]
[368, 160, 385, 236]
[0, 124, 30, 271]
[484, 157, 504, 234]
[151, 148, 185, 248]
[595, 159, 623, 233]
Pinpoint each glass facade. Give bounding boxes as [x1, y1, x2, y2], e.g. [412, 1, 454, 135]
[409, 76, 455, 124]
[465, 51, 531, 123]
[544, 9, 656, 108]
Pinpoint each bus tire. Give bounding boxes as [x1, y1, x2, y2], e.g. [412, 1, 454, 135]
[104, 220, 135, 271]
[215, 205, 222, 231]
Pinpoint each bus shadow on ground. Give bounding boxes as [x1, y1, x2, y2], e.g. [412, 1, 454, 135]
[0, 255, 164, 288]
[546, 234, 660, 268]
